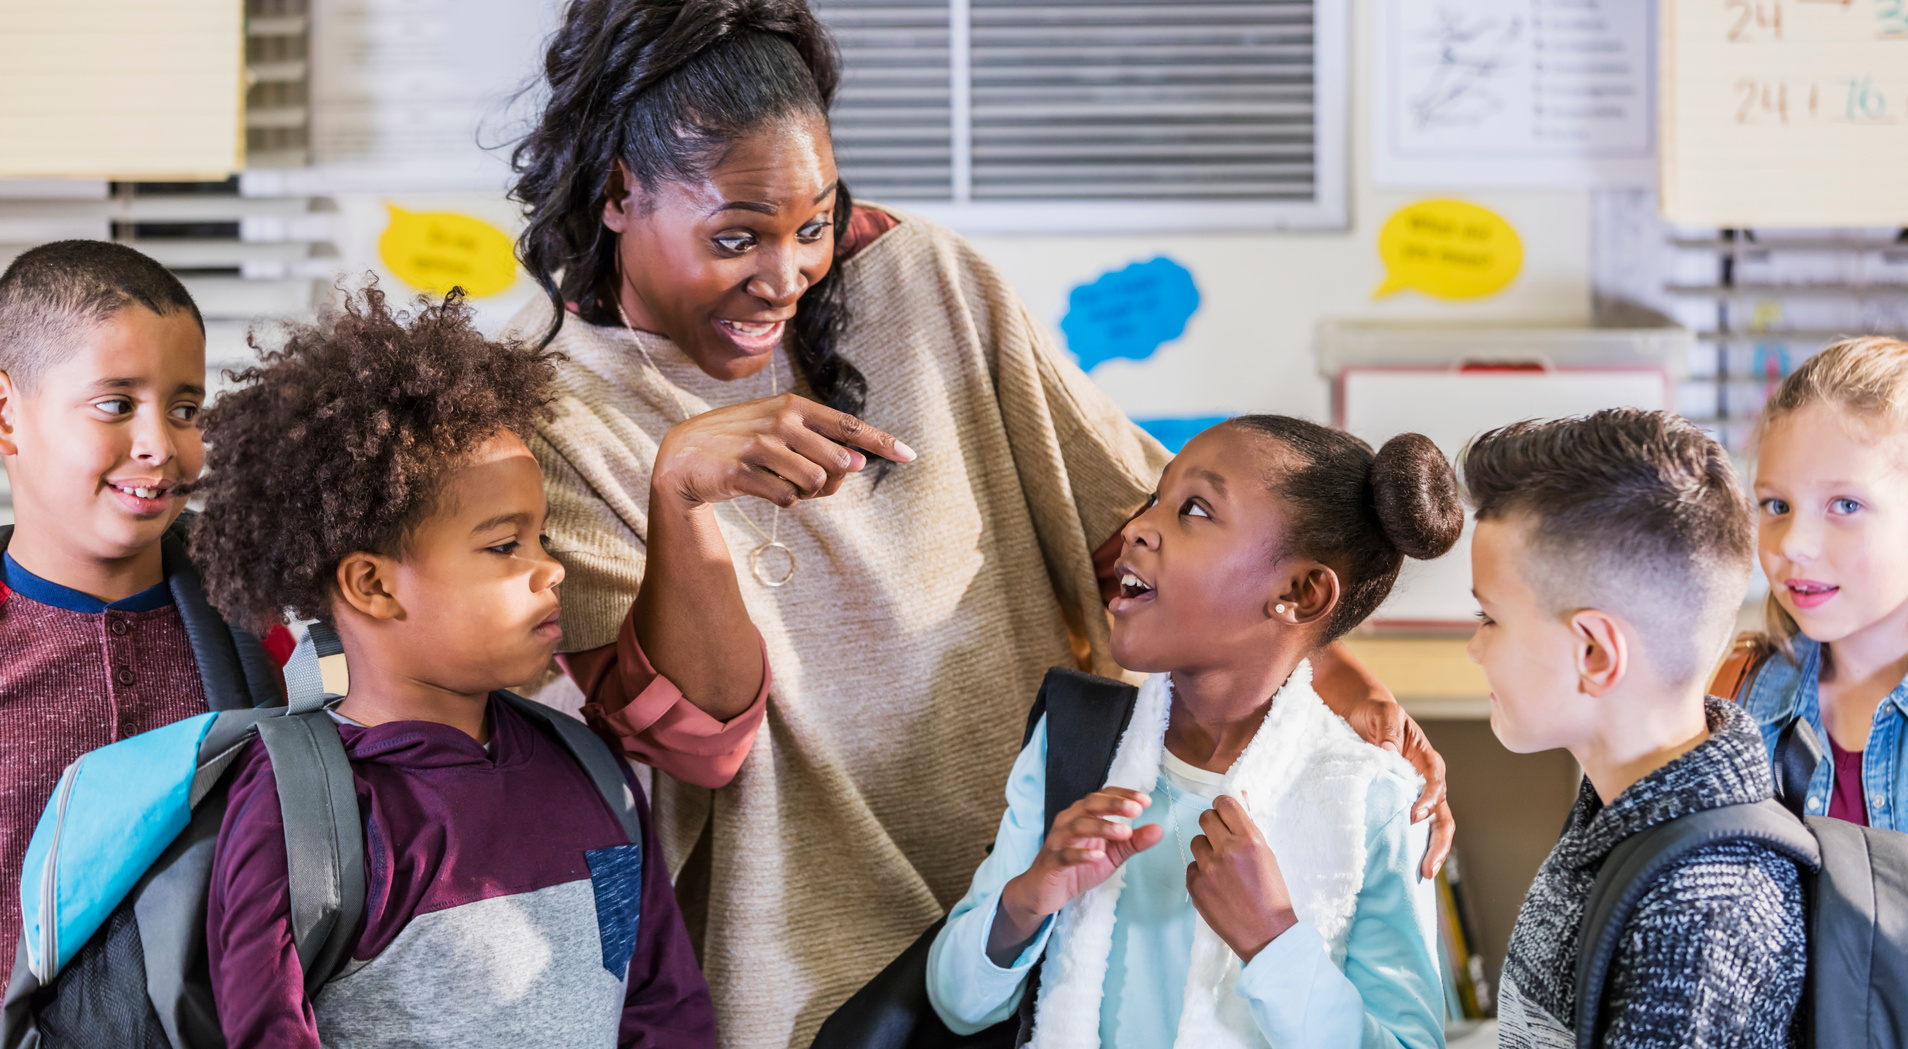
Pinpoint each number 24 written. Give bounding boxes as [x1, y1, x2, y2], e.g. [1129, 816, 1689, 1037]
[1725, 0, 1908, 41]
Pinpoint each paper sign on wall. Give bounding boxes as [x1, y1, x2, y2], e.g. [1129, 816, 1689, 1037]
[1373, 0, 1656, 188]
[1375, 201, 1524, 301]
[1061, 257, 1201, 373]
[378, 205, 518, 298]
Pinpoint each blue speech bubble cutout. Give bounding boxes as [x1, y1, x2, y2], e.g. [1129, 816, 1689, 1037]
[1061, 257, 1201, 373]
[1134, 415, 1229, 453]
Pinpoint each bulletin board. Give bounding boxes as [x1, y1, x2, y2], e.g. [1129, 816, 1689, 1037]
[0, 0, 244, 179]
[1661, 0, 1908, 226]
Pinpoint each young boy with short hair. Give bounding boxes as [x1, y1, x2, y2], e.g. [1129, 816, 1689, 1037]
[190, 286, 714, 1048]
[0, 240, 284, 957]
[1465, 409, 1806, 1048]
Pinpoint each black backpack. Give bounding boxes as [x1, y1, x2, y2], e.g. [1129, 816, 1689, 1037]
[1, 625, 642, 1049]
[811, 667, 1140, 1049]
[1574, 717, 1908, 1049]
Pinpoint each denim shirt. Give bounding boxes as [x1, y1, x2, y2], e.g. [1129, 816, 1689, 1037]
[1738, 634, 1908, 829]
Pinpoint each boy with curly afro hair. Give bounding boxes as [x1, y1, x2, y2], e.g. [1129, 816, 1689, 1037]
[190, 285, 715, 1049]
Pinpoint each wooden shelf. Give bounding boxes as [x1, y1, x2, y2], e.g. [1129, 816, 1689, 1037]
[1341, 636, 1491, 720]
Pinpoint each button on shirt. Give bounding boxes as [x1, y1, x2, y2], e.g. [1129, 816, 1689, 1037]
[0, 552, 210, 956]
[1740, 635, 1908, 830]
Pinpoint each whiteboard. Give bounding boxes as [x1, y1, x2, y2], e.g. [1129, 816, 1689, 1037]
[0, 0, 243, 179]
[1662, 0, 1908, 225]
[1340, 369, 1669, 626]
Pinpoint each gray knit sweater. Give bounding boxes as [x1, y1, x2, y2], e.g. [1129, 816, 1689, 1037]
[1496, 696, 1806, 1049]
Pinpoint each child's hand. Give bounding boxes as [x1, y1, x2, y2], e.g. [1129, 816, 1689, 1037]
[1185, 794, 1298, 963]
[987, 788, 1164, 965]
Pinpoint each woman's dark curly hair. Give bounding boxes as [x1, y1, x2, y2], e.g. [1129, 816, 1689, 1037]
[190, 284, 562, 634]
[509, 0, 869, 417]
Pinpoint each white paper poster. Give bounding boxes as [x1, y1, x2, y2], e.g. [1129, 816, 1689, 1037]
[1374, 0, 1657, 188]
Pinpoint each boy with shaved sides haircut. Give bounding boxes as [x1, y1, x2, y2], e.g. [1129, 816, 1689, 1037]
[1465, 409, 1806, 1049]
[0, 240, 286, 958]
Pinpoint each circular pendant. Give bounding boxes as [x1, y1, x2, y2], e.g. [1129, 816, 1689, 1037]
[750, 541, 796, 588]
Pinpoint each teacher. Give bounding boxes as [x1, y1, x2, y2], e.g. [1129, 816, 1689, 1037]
[506, 2, 1455, 1046]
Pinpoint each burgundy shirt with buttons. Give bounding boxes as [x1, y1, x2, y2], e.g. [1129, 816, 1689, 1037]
[0, 552, 214, 956]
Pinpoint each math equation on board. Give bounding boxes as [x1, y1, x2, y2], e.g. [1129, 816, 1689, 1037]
[1732, 75, 1898, 125]
[1662, 0, 1908, 225]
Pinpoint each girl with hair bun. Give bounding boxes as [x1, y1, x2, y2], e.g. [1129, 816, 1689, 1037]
[506, 2, 1459, 1043]
[926, 418, 1458, 1049]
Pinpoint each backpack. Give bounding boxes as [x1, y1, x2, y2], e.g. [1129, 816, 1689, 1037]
[1572, 640, 1908, 1049]
[0, 624, 642, 1049]
[811, 667, 1140, 1049]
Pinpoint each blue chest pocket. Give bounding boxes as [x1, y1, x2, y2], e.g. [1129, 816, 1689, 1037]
[586, 843, 644, 981]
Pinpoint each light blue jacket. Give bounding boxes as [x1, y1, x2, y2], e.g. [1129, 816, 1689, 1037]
[924, 716, 1445, 1049]
[1738, 634, 1908, 828]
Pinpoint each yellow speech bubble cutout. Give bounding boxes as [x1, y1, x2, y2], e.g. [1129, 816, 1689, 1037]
[378, 205, 518, 299]
[1374, 200, 1523, 301]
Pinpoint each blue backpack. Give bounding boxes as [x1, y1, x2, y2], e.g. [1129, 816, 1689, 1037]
[1, 625, 640, 1049]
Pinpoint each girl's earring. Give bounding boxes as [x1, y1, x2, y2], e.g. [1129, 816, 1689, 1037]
[1275, 603, 1288, 615]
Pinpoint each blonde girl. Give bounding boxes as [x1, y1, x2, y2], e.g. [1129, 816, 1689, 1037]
[1727, 336, 1908, 827]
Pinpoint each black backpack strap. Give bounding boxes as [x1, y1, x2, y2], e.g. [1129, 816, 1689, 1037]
[1006, 668, 1139, 1046]
[498, 692, 643, 844]
[1032, 667, 1141, 835]
[163, 517, 282, 710]
[257, 709, 367, 997]
[1574, 799, 1819, 1049]
[1772, 717, 1826, 821]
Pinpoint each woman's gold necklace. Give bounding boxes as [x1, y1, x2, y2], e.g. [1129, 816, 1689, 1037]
[616, 303, 797, 588]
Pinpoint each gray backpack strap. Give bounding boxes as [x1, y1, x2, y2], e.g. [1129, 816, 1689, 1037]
[1800, 814, 1908, 1049]
[283, 622, 347, 715]
[1574, 800, 1819, 1049]
[497, 692, 641, 843]
[256, 709, 366, 997]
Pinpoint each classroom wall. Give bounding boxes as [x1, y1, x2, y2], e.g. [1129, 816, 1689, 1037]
[323, 0, 1595, 429]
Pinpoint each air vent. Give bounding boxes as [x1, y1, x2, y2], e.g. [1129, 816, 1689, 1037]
[970, 1, 1315, 201]
[815, 0, 954, 203]
[813, 0, 1344, 230]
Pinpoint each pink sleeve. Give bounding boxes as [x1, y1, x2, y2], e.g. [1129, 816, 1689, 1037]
[558, 615, 769, 790]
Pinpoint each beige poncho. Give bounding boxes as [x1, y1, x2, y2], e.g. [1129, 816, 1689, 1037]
[517, 209, 1169, 1049]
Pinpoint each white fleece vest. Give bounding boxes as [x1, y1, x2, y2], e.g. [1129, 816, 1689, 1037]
[1028, 662, 1414, 1049]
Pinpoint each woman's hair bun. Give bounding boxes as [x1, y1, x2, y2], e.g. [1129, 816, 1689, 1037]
[1370, 432, 1463, 561]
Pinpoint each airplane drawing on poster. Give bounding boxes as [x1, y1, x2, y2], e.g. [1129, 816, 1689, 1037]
[1374, 0, 1656, 188]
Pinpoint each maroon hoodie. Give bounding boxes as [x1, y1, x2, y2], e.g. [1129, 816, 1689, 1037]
[207, 695, 715, 1048]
